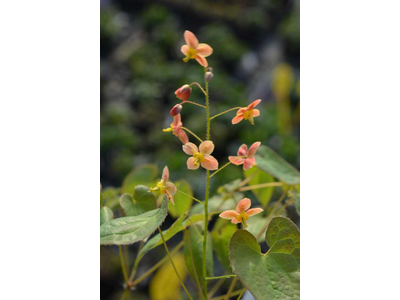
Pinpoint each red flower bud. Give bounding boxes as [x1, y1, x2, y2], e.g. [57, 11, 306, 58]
[175, 84, 192, 101]
[170, 104, 183, 116]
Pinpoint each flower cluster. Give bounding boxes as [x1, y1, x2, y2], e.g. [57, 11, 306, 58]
[158, 31, 264, 227]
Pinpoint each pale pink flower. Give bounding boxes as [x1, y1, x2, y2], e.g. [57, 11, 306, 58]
[232, 99, 261, 125]
[229, 142, 261, 170]
[150, 166, 177, 204]
[219, 198, 263, 227]
[175, 84, 192, 101]
[181, 30, 213, 67]
[183, 140, 218, 170]
[163, 113, 189, 144]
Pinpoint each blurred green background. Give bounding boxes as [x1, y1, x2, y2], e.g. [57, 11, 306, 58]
[101, 0, 299, 298]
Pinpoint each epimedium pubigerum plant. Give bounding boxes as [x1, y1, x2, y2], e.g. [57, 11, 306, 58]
[100, 30, 300, 300]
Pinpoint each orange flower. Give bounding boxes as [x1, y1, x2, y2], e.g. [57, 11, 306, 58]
[150, 166, 177, 204]
[163, 113, 189, 144]
[175, 84, 192, 101]
[170, 104, 183, 117]
[181, 30, 213, 67]
[183, 140, 218, 170]
[232, 99, 261, 125]
[229, 142, 261, 170]
[219, 198, 263, 228]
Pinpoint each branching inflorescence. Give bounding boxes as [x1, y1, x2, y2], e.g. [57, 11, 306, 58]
[155, 30, 264, 299]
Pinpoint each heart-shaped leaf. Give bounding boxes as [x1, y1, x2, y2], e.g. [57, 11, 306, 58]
[121, 164, 158, 194]
[100, 207, 114, 225]
[120, 185, 157, 216]
[184, 225, 213, 285]
[229, 216, 300, 299]
[244, 167, 275, 206]
[168, 180, 193, 218]
[255, 145, 300, 185]
[100, 196, 168, 245]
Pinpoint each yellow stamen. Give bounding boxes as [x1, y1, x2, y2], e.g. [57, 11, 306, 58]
[155, 180, 167, 194]
[163, 124, 174, 133]
[183, 47, 197, 63]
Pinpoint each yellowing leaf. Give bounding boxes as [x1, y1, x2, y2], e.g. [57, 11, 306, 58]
[149, 252, 187, 300]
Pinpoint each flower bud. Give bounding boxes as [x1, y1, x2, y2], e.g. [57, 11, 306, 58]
[170, 104, 183, 116]
[204, 71, 214, 82]
[175, 84, 192, 101]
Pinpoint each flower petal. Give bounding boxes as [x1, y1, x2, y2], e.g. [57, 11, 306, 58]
[231, 217, 240, 224]
[246, 208, 264, 217]
[199, 140, 214, 155]
[247, 142, 261, 158]
[166, 181, 177, 195]
[187, 157, 200, 170]
[181, 45, 189, 55]
[173, 114, 182, 126]
[201, 155, 218, 170]
[162, 166, 169, 182]
[196, 43, 213, 57]
[237, 144, 248, 157]
[229, 156, 245, 165]
[252, 109, 260, 117]
[236, 198, 251, 213]
[184, 30, 199, 48]
[219, 210, 239, 220]
[247, 99, 261, 109]
[195, 55, 208, 67]
[231, 115, 244, 124]
[183, 142, 198, 155]
[177, 130, 189, 144]
[243, 157, 256, 170]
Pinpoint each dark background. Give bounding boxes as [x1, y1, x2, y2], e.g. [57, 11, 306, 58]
[101, 0, 299, 299]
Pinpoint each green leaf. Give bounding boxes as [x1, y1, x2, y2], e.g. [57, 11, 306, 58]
[137, 212, 188, 261]
[100, 196, 169, 245]
[184, 225, 213, 285]
[255, 145, 300, 185]
[100, 207, 114, 225]
[121, 164, 158, 194]
[244, 167, 275, 206]
[211, 224, 236, 271]
[290, 190, 300, 215]
[102, 187, 120, 209]
[120, 186, 157, 217]
[168, 180, 193, 218]
[229, 216, 300, 299]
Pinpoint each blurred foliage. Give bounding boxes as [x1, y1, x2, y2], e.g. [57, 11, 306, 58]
[100, 0, 299, 298]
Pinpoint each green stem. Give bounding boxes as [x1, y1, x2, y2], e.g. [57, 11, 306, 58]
[177, 189, 204, 205]
[118, 245, 129, 285]
[205, 274, 236, 280]
[225, 277, 237, 300]
[210, 289, 243, 300]
[181, 126, 203, 143]
[202, 79, 211, 299]
[210, 107, 242, 120]
[236, 288, 246, 300]
[182, 100, 207, 109]
[131, 241, 184, 286]
[210, 161, 232, 178]
[127, 240, 144, 284]
[158, 227, 193, 300]
[208, 277, 226, 298]
[190, 82, 207, 96]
